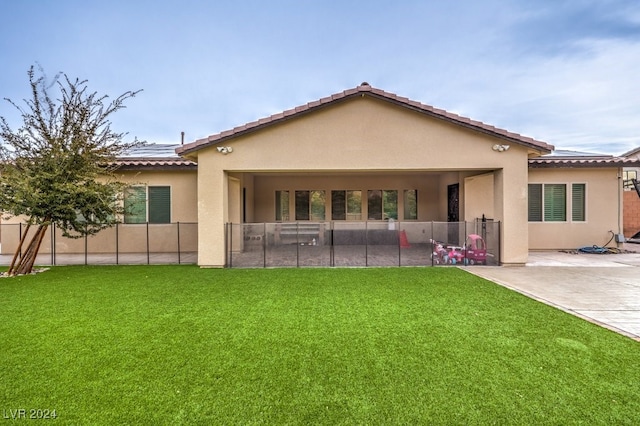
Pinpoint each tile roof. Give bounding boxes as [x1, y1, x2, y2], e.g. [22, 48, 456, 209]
[529, 151, 640, 168]
[176, 83, 554, 157]
[116, 143, 196, 169]
[621, 146, 640, 158]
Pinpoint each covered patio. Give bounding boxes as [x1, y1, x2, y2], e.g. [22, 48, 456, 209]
[226, 220, 500, 268]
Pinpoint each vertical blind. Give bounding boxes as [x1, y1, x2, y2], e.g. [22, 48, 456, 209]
[571, 183, 586, 222]
[544, 184, 566, 222]
[149, 186, 171, 223]
[528, 184, 543, 222]
[529, 183, 585, 222]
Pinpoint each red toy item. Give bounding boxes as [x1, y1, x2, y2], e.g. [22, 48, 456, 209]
[463, 234, 487, 265]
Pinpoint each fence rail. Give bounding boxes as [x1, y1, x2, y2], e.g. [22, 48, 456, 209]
[0, 222, 198, 266]
[225, 220, 500, 268]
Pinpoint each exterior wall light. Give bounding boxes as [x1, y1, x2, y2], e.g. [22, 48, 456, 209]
[492, 144, 510, 152]
[216, 146, 233, 154]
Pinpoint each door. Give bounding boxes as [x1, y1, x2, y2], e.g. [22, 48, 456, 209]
[447, 183, 459, 245]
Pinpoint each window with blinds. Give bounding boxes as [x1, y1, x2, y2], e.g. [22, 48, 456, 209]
[528, 184, 543, 222]
[124, 186, 171, 224]
[148, 186, 171, 223]
[571, 183, 586, 222]
[544, 184, 566, 222]
[529, 183, 585, 222]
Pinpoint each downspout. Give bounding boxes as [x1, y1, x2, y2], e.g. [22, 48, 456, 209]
[618, 167, 623, 237]
[613, 166, 625, 247]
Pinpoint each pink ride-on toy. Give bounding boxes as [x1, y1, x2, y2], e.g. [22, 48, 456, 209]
[463, 234, 487, 265]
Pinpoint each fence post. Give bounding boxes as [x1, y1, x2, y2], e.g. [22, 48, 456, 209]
[146, 222, 150, 265]
[365, 221, 369, 267]
[330, 221, 334, 267]
[296, 222, 300, 268]
[497, 221, 501, 265]
[116, 223, 119, 265]
[263, 223, 266, 268]
[84, 232, 88, 265]
[229, 223, 233, 268]
[431, 221, 434, 267]
[177, 222, 181, 265]
[51, 223, 55, 266]
[397, 221, 401, 267]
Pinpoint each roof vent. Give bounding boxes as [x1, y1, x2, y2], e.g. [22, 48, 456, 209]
[360, 82, 370, 86]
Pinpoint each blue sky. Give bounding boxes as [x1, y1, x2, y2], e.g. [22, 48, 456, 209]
[1, 0, 639, 155]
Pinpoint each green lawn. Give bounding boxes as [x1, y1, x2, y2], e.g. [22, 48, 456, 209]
[2, 266, 639, 425]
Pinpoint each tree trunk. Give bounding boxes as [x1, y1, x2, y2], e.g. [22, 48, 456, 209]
[8, 223, 49, 276]
[8, 223, 31, 274]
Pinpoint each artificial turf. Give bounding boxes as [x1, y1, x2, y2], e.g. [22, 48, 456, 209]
[1, 266, 639, 424]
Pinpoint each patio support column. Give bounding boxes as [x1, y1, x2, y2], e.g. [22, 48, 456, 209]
[198, 166, 228, 267]
[494, 161, 529, 266]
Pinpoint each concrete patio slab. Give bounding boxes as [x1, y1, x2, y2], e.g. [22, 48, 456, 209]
[465, 249, 640, 341]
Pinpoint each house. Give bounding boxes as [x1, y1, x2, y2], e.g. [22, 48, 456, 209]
[0, 144, 199, 260]
[2, 83, 636, 267]
[621, 147, 640, 237]
[175, 83, 637, 267]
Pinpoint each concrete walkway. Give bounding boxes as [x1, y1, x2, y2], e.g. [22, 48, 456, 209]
[465, 247, 640, 341]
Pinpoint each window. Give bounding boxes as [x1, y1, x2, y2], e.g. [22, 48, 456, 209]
[623, 170, 637, 190]
[331, 190, 362, 220]
[368, 190, 398, 220]
[571, 183, 586, 222]
[295, 190, 325, 221]
[403, 190, 418, 220]
[148, 186, 171, 223]
[529, 183, 585, 222]
[528, 184, 542, 222]
[124, 187, 146, 223]
[124, 186, 171, 224]
[544, 184, 566, 222]
[275, 190, 289, 221]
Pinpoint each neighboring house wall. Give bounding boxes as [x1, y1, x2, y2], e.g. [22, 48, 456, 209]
[622, 148, 640, 236]
[528, 168, 622, 249]
[623, 190, 640, 236]
[622, 162, 640, 237]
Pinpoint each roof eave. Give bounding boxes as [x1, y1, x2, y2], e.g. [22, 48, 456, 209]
[176, 84, 554, 157]
[528, 158, 640, 168]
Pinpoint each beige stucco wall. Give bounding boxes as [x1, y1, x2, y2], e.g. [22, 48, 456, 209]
[0, 169, 197, 255]
[464, 173, 495, 221]
[115, 169, 198, 223]
[193, 95, 533, 267]
[528, 168, 622, 249]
